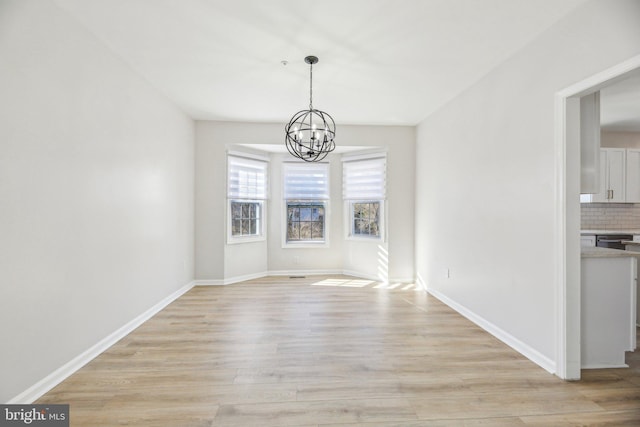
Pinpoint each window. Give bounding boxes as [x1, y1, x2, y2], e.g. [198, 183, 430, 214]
[227, 154, 268, 243]
[230, 201, 261, 237]
[283, 162, 329, 245]
[343, 155, 386, 240]
[352, 201, 380, 237]
[286, 202, 325, 241]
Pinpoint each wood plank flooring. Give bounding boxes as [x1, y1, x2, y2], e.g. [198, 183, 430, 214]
[36, 275, 640, 426]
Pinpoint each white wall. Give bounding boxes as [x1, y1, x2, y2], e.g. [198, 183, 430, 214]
[195, 122, 271, 283]
[601, 131, 640, 148]
[267, 153, 345, 275]
[0, 0, 194, 402]
[195, 121, 415, 282]
[415, 0, 640, 370]
[195, 122, 228, 281]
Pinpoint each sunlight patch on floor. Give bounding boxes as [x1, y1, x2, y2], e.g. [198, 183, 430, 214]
[310, 278, 421, 291]
[311, 278, 374, 288]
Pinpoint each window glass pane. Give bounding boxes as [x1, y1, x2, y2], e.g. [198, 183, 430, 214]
[351, 202, 380, 238]
[370, 221, 379, 237]
[230, 201, 262, 238]
[300, 208, 311, 221]
[288, 222, 300, 240]
[312, 221, 323, 239]
[289, 207, 299, 221]
[299, 222, 312, 239]
[232, 202, 242, 220]
[232, 219, 242, 235]
[286, 201, 325, 242]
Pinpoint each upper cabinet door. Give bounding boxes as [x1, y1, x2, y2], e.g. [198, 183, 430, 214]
[626, 149, 640, 203]
[589, 148, 626, 203]
[590, 149, 609, 202]
[607, 148, 626, 202]
[581, 92, 600, 194]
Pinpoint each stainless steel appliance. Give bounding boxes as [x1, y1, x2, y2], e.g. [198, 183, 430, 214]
[595, 234, 633, 250]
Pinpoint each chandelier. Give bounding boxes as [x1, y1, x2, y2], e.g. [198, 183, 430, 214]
[285, 56, 336, 162]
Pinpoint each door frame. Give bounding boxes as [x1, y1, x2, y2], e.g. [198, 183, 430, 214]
[555, 54, 640, 380]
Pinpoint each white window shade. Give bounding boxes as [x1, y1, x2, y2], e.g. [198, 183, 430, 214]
[283, 163, 329, 200]
[343, 157, 386, 200]
[228, 155, 268, 200]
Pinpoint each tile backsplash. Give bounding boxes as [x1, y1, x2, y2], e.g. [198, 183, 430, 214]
[581, 203, 640, 230]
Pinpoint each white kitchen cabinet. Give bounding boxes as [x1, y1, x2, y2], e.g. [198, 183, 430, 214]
[586, 148, 625, 203]
[581, 253, 637, 368]
[581, 235, 596, 247]
[581, 92, 600, 194]
[626, 149, 640, 203]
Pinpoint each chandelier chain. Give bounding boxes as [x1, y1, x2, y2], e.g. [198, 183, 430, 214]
[309, 62, 313, 110]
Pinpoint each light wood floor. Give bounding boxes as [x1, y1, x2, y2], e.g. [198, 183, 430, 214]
[37, 275, 640, 426]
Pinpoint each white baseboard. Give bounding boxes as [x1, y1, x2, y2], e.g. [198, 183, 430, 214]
[223, 271, 268, 285]
[342, 270, 416, 284]
[194, 279, 225, 286]
[8, 281, 195, 404]
[197, 270, 416, 285]
[390, 276, 418, 284]
[195, 271, 268, 286]
[268, 269, 343, 277]
[427, 287, 556, 374]
[582, 363, 629, 369]
[341, 270, 381, 282]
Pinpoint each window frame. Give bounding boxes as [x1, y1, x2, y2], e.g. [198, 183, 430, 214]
[347, 199, 384, 240]
[227, 199, 265, 244]
[282, 162, 330, 248]
[342, 154, 386, 242]
[284, 200, 328, 246]
[226, 152, 268, 244]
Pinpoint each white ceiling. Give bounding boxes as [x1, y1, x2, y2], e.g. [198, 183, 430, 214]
[55, 0, 589, 126]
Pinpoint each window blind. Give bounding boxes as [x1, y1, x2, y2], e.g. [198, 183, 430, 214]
[343, 157, 386, 200]
[283, 162, 329, 200]
[227, 155, 268, 200]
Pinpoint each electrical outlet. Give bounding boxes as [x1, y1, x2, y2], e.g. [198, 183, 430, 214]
[293, 256, 300, 265]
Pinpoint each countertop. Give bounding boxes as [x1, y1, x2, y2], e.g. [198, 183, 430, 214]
[582, 246, 640, 258]
[581, 229, 640, 235]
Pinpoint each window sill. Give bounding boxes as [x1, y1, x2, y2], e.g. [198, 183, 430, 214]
[282, 241, 329, 249]
[346, 235, 383, 242]
[227, 236, 266, 245]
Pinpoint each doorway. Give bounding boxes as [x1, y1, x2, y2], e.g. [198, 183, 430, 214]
[556, 54, 640, 380]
